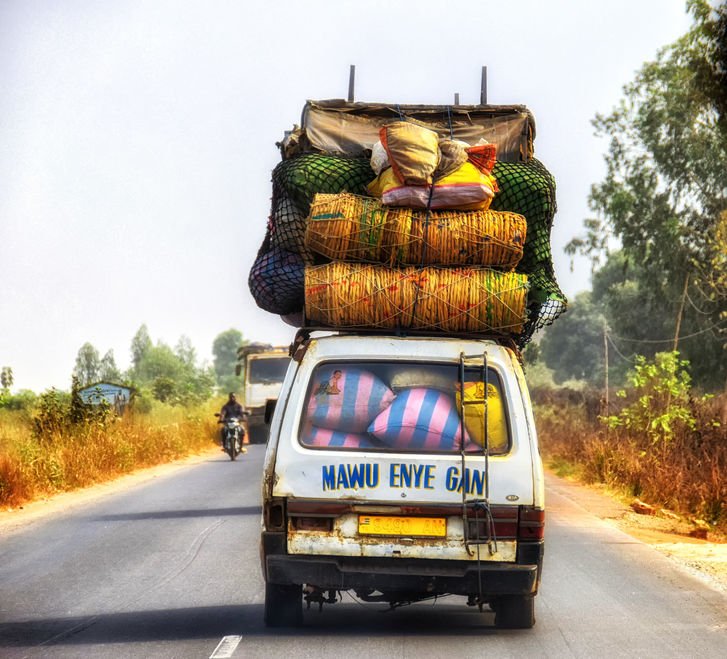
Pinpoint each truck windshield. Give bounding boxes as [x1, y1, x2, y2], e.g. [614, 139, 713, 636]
[299, 361, 509, 454]
[248, 357, 289, 384]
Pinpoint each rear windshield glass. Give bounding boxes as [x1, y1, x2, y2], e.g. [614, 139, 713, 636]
[248, 357, 289, 384]
[299, 361, 509, 454]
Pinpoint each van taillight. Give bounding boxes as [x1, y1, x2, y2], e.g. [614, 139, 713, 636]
[467, 506, 518, 539]
[265, 499, 285, 531]
[518, 506, 545, 540]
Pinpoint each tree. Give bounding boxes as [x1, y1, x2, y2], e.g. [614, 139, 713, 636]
[136, 343, 185, 384]
[152, 376, 176, 403]
[175, 335, 196, 367]
[73, 343, 101, 386]
[174, 365, 215, 405]
[0, 366, 13, 405]
[129, 332, 214, 406]
[689, 0, 727, 122]
[212, 329, 245, 393]
[99, 350, 121, 382]
[1, 366, 13, 391]
[0, 389, 36, 411]
[130, 324, 152, 374]
[539, 292, 606, 386]
[567, 0, 727, 391]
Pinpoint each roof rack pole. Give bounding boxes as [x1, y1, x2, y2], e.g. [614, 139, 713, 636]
[454, 92, 460, 105]
[480, 66, 487, 105]
[348, 65, 356, 102]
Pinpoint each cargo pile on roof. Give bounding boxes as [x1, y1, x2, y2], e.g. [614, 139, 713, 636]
[248, 100, 567, 345]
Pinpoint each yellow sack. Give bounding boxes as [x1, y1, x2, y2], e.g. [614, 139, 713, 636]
[456, 381, 508, 452]
[380, 121, 440, 186]
[367, 162, 497, 211]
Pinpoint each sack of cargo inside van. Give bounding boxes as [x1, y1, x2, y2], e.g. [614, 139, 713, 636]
[298, 360, 510, 454]
[456, 381, 508, 452]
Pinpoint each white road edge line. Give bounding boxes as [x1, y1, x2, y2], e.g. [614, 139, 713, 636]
[210, 635, 243, 659]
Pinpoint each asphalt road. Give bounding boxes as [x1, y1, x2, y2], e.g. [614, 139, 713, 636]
[0, 445, 725, 658]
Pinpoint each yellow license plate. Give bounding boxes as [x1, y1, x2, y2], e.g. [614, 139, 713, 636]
[358, 515, 446, 537]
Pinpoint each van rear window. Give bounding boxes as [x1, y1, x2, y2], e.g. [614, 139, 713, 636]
[299, 362, 509, 454]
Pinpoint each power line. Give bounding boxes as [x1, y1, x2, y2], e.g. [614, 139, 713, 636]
[607, 321, 726, 345]
[605, 332, 638, 363]
[684, 289, 713, 316]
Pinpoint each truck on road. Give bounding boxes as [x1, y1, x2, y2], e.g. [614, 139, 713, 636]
[237, 344, 289, 444]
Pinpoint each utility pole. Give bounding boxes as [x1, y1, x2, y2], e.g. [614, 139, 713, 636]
[673, 272, 689, 352]
[603, 322, 609, 416]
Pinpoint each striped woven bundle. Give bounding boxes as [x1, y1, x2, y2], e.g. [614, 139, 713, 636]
[368, 388, 466, 451]
[305, 193, 526, 269]
[305, 262, 528, 334]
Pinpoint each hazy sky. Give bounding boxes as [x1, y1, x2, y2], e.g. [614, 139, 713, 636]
[0, 1, 693, 392]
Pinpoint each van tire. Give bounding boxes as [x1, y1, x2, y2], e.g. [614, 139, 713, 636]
[493, 595, 535, 629]
[264, 583, 302, 627]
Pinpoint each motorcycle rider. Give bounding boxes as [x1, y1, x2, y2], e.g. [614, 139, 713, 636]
[218, 392, 247, 454]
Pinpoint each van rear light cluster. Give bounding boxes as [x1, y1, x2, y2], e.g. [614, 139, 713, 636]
[265, 498, 286, 531]
[467, 505, 518, 539]
[518, 506, 545, 540]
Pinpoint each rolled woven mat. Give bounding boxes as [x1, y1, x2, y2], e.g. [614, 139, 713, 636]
[305, 193, 526, 269]
[305, 262, 529, 335]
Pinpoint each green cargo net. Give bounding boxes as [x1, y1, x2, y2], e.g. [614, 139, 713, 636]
[268, 154, 375, 261]
[249, 154, 566, 345]
[248, 155, 374, 315]
[490, 160, 567, 341]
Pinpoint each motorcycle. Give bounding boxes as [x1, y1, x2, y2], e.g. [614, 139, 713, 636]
[216, 414, 247, 461]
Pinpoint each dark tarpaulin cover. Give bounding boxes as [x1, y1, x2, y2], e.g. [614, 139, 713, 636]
[280, 100, 535, 164]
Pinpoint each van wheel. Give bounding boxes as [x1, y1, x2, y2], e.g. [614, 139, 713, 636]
[264, 583, 302, 627]
[493, 595, 535, 629]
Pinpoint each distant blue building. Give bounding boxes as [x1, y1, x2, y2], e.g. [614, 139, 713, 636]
[78, 382, 133, 414]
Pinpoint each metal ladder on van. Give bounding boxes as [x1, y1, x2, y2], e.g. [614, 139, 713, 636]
[459, 351, 498, 609]
[458, 351, 498, 558]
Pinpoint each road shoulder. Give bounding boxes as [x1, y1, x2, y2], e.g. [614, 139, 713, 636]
[545, 468, 727, 594]
[0, 446, 221, 535]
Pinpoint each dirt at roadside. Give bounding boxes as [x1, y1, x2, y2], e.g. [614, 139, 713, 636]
[545, 468, 727, 593]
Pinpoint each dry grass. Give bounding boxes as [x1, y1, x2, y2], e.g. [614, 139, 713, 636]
[534, 390, 727, 534]
[0, 401, 220, 508]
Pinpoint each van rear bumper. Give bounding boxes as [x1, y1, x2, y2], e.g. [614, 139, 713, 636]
[265, 553, 538, 597]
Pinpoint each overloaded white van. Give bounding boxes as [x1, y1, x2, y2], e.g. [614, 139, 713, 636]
[260, 332, 544, 629]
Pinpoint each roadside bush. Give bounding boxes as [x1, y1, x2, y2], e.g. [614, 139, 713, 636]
[0, 395, 219, 509]
[32, 378, 112, 441]
[536, 353, 726, 533]
[0, 389, 37, 412]
[603, 352, 700, 442]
